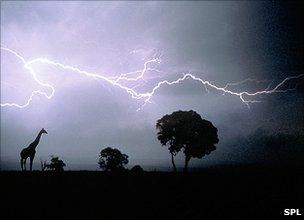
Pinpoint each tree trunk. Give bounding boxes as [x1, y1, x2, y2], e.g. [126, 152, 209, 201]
[184, 155, 191, 172]
[171, 153, 177, 172]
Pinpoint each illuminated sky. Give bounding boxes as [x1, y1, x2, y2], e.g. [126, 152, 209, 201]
[1, 1, 303, 170]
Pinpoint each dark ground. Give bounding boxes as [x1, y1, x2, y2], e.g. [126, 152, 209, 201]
[1, 165, 303, 219]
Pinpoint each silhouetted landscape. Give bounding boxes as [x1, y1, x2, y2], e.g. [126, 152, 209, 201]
[1, 1, 304, 218]
[2, 110, 303, 218]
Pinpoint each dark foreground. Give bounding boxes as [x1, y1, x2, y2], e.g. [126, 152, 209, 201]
[1, 166, 303, 219]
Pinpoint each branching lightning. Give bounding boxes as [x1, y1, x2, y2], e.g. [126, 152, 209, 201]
[1, 46, 303, 110]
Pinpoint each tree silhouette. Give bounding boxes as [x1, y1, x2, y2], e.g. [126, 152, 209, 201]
[46, 156, 66, 172]
[131, 165, 144, 173]
[156, 110, 219, 172]
[98, 147, 129, 171]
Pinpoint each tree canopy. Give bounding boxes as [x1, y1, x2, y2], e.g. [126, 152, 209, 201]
[98, 147, 129, 171]
[131, 165, 144, 173]
[46, 156, 66, 172]
[156, 110, 219, 171]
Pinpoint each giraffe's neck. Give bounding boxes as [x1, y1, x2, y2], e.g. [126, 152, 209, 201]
[30, 131, 43, 149]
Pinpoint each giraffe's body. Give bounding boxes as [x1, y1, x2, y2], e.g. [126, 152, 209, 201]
[20, 128, 48, 171]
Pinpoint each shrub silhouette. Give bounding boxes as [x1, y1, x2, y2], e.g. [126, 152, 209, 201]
[131, 165, 144, 173]
[156, 110, 219, 172]
[46, 156, 66, 172]
[98, 147, 129, 171]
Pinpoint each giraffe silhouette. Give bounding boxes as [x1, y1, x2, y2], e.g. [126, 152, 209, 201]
[20, 128, 48, 171]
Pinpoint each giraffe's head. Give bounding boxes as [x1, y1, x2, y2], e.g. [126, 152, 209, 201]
[41, 128, 48, 134]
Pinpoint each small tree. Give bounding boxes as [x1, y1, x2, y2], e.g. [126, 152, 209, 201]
[156, 110, 219, 172]
[40, 158, 47, 171]
[98, 147, 129, 171]
[131, 165, 144, 173]
[46, 156, 66, 172]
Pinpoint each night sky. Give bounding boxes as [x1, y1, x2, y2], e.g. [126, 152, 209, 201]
[1, 1, 303, 170]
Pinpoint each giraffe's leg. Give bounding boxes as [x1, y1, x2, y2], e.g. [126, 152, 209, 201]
[24, 158, 27, 171]
[20, 158, 24, 171]
[30, 156, 34, 171]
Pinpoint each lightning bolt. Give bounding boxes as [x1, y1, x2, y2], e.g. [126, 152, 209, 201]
[1, 47, 55, 108]
[113, 57, 161, 82]
[1, 46, 303, 110]
[223, 78, 269, 90]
